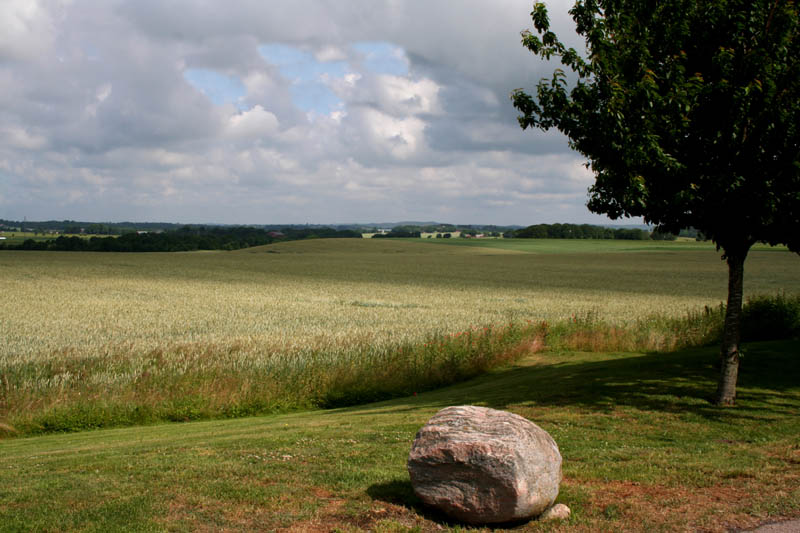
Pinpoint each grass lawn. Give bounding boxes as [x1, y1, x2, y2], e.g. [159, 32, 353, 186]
[2, 341, 798, 532]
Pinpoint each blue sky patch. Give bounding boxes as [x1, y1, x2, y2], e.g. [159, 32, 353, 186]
[259, 43, 347, 116]
[256, 42, 411, 116]
[184, 69, 246, 108]
[352, 41, 409, 76]
[290, 81, 344, 116]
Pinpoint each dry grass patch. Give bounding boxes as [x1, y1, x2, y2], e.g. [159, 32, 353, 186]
[584, 476, 799, 533]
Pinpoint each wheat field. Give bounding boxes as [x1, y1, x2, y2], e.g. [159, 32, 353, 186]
[1, 238, 798, 433]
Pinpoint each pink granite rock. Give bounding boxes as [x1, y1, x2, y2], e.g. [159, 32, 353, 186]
[407, 405, 561, 524]
[540, 503, 571, 521]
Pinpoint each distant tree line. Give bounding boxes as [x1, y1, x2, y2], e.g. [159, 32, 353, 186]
[0, 218, 380, 236]
[364, 223, 520, 236]
[514, 223, 665, 240]
[372, 229, 422, 238]
[1, 219, 526, 237]
[677, 227, 709, 241]
[0, 219, 183, 235]
[0, 226, 361, 252]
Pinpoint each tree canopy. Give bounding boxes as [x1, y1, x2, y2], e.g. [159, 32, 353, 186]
[512, 0, 800, 404]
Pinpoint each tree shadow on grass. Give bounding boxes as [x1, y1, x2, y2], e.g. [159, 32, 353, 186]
[347, 340, 800, 424]
[355, 342, 798, 530]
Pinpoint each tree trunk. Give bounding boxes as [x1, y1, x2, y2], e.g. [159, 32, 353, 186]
[714, 250, 748, 406]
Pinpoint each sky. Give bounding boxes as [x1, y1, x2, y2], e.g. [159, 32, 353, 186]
[0, 0, 639, 226]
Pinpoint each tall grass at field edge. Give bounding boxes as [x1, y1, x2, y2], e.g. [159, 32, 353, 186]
[1, 294, 797, 438]
[1, 321, 549, 436]
[549, 293, 800, 352]
[547, 304, 727, 353]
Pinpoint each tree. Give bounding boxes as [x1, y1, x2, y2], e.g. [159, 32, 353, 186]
[512, 0, 800, 405]
[651, 229, 677, 241]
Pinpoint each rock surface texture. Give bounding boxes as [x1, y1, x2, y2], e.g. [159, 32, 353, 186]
[407, 405, 562, 524]
[540, 503, 571, 521]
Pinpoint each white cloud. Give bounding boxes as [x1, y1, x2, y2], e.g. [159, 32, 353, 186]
[253, 148, 298, 172]
[0, 0, 58, 61]
[375, 75, 441, 116]
[226, 105, 280, 138]
[96, 83, 112, 102]
[2, 127, 48, 150]
[357, 108, 427, 160]
[315, 45, 347, 62]
[326, 71, 441, 118]
[85, 83, 112, 117]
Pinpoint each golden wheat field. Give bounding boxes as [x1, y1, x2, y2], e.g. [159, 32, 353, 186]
[1, 238, 799, 433]
[2, 238, 799, 363]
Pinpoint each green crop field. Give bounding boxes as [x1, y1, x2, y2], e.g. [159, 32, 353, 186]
[415, 236, 788, 254]
[0, 231, 93, 246]
[1, 238, 799, 435]
[0, 231, 54, 245]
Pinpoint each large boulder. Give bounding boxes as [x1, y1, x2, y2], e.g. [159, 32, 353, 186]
[407, 405, 562, 524]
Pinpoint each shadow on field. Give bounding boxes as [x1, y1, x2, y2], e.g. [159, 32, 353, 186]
[365, 479, 533, 530]
[365, 479, 443, 523]
[355, 340, 799, 423]
[356, 341, 799, 530]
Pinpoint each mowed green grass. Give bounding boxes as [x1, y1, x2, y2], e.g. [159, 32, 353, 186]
[1, 341, 797, 532]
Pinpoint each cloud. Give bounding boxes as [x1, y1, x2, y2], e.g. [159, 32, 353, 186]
[2, 127, 48, 150]
[226, 106, 280, 138]
[354, 108, 427, 160]
[351, 42, 409, 76]
[0, 0, 633, 225]
[184, 69, 246, 107]
[0, 0, 60, 61]
[335, 74, 442, 117]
